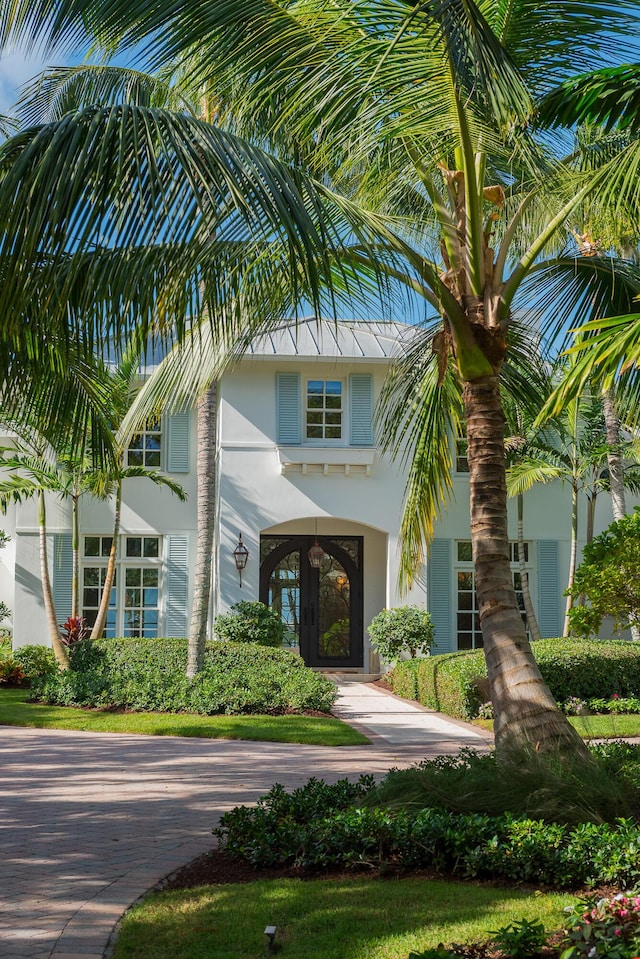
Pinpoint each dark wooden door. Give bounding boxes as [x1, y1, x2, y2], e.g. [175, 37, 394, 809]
[260, 535, 363, 668]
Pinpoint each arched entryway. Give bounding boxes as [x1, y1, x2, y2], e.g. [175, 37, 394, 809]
[259, 535, 363, 667]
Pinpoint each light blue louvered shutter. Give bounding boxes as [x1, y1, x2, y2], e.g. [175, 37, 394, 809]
[428, 538, 454, 654]
[165, 535, 189, 636]
[166, 411, 191, 473]
[276, 373, 301, 444]
[537, 540, 561, 638]
[52, 533, 73, 622]
[349, 373, 374, 446]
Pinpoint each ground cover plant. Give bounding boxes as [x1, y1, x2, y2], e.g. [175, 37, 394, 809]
[110, 875, 577, 959]
[213, 745, 640, 889]
[29, 637, 336, 715]
[0, 688, 367, 745]
[388, 640, 640, 721]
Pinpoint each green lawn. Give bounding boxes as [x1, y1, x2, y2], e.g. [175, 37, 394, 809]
[0, 689, 369, 745]
[112, 876, 577, 959]
[473, 714, 640, 738]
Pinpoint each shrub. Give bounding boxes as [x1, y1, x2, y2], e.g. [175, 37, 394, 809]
[0, 655, 24, 686]
[393, 639, 640, 720]
[13, 645, 57, 684]
[567, 509, 640, 637]
[562, 893, 640, 959]
[214, 746, 640, 888]
[214, 601, 287, 647]
[489, 919, 547, 959]
[388, 659, 421, 700]
[59, 616, 90, 647]
[368, 606, 434, 663]
[30, 637, 336, 714]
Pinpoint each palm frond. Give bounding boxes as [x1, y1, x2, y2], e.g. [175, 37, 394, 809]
[538, 64, 640, 133]
[377, 325, 463, 590]
[506, 456, 565, 496]
[16, 64, 195, 126]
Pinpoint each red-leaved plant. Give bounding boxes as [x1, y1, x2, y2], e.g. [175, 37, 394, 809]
[59, 616, 90, 647]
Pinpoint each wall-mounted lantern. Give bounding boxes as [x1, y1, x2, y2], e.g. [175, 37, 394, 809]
[233, 533, 249, 587]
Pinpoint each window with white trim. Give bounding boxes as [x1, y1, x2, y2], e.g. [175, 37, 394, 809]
[455, 540, 529, 650]
[455, 427, 469, 473]
[82, 535, 161, 638]
[126, 418, 162, 468]
[305, 380, 343, 441]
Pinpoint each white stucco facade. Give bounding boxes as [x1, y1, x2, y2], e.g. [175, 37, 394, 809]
[1, 317, 630, 667]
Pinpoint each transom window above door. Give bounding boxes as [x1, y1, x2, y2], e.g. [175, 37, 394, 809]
[306, 380, 343, 440]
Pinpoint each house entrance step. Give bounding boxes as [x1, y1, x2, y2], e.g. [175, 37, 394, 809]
[321, 672, 382, 683]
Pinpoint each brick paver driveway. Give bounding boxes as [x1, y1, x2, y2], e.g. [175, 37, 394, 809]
[0, 718, 487, 959]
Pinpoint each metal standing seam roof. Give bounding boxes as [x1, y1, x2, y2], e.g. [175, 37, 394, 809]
[246, 317, 419, 360]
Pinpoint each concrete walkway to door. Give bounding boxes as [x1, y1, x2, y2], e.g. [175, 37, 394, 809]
[0, 683, 492, 959]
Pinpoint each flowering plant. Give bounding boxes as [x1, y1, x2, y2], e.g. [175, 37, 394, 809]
[561, 893, 640, 959]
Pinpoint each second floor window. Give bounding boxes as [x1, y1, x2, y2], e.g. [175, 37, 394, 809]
[306, 380, 342, 441]
[126, 418, 162, 468]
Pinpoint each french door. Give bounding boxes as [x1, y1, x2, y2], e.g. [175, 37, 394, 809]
[259, 535, 363, 668]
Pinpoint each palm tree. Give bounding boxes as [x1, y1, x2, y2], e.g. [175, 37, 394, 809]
[506, 387, 621, 635]
[4, 1, 640, 755]
[0, 345, 187, 656]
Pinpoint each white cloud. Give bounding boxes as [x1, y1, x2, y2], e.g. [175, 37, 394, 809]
[0, 45, 63, 116]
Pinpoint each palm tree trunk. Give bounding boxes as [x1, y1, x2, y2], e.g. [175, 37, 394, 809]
[187, 384, 217, 679]
[516, 493, 541, 642]
[464, 377, 586, 757]
[602, 387, 640, 640]
[603, 387, 626, 521]
[90, 480, 121, 640]
[586, 493, 595, 545]
[39, 491, 69, 668]
[563, 482, 579, 636]
[71, 491, 80, 618]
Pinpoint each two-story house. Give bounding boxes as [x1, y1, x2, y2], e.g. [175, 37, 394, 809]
[1, 318, 592, 670]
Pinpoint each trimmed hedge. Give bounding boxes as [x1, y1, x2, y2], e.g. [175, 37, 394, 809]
[389, 638, 640, 720]
[389, 657, 420, 701]
[30, 637, 336, 714]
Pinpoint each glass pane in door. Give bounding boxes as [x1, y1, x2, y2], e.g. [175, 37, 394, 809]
[267, 550, 300, 647]
[317, 554, 350, 659]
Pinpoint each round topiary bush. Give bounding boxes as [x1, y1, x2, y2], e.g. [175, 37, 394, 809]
[368, 606, 435, 664]
[214, 601, 287, 647]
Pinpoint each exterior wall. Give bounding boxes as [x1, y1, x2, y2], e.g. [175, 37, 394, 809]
[3, 325, 637, 659]
[7, 412, 199, 648]
[217, 357, 425, 669]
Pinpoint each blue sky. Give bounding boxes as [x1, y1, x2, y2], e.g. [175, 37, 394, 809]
[0, 45, 48, 114]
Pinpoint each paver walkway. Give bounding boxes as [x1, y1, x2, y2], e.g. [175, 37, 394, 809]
[0, 684, 492, 959]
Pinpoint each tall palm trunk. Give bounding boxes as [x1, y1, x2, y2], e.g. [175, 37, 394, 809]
[90, 480, 121, 640]
[516, 493, 541, 642]
[602, 387, 640, 640]
[39, 490, 69, 668]
[563, 481, 579, 636]
[71, 490, 80, 618]
[464, 377, 585, 756]
[603, 388, 626, 520]
[187, 383, 217, 679]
